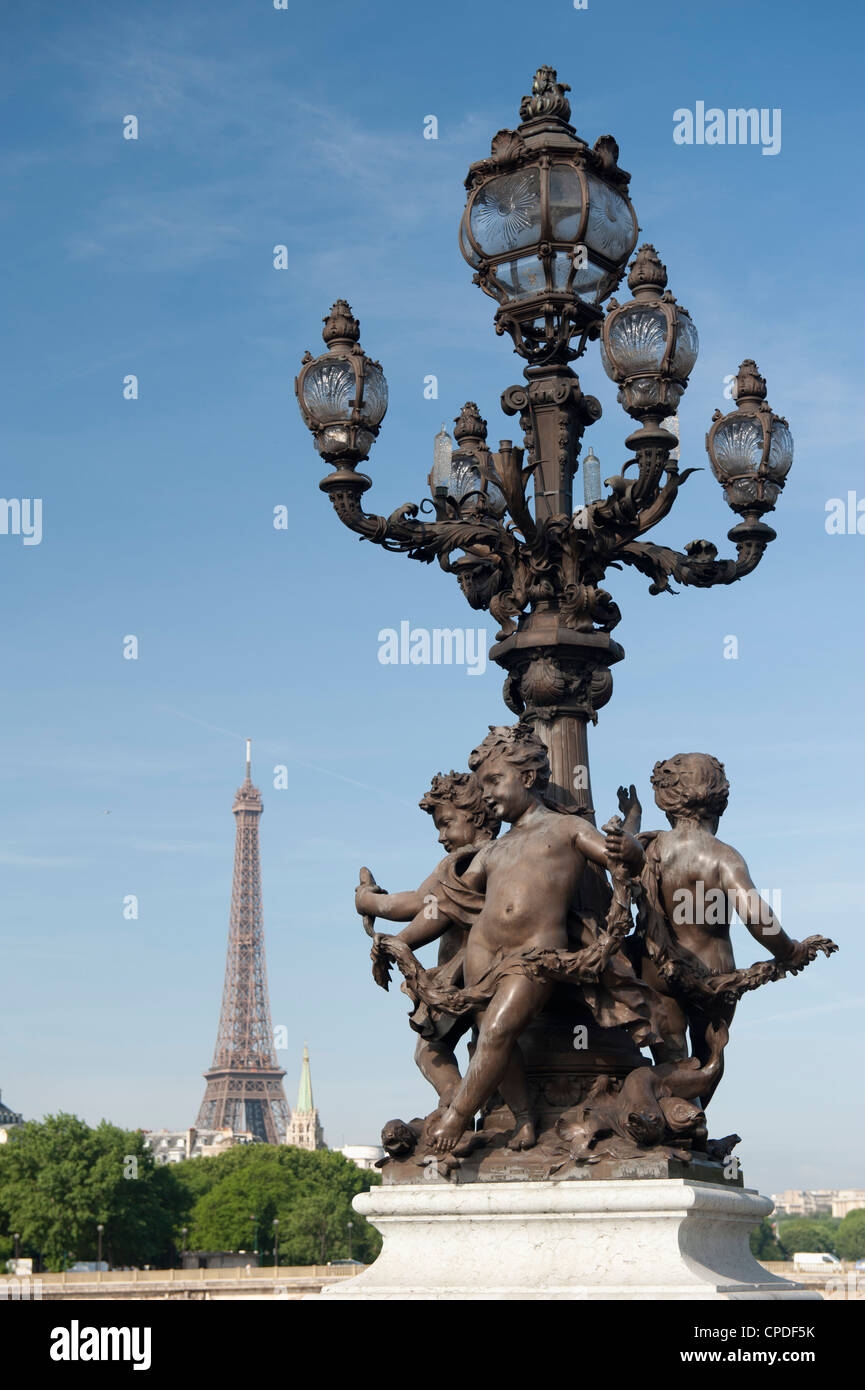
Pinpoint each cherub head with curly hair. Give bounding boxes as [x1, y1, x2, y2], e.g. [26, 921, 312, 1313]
[419, 770, 500, 852]
[468, 723, 551, 824]
[650, 753, 729, 829]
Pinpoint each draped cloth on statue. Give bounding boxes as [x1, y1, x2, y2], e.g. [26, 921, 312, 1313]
[403, 845, 479, 1043]
[384, 847, 667, 1049]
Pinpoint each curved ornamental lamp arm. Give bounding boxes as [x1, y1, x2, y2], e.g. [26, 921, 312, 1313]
[319, 466, 516, 567]
[296, 298, 790, 637]
[578, 443, 700, 552]
[617, 519, 777, 595]
[297, 307, 531, 563]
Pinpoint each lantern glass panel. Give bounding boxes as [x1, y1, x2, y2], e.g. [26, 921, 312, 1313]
[493, 255, 547, 300]
[768, 420, 794, 478]
[549, 164, 583, 241]
[727, 477, 781, 508]
[571, 259, 611, 304]
[625, 376, 662, 407]
[672, 313, 699, 378]
[450, 456, 506, 516]
[711, 416, 764, 478]
[605, 305, 669, 376]
[460, 219, 481, 267]
[302, 357, 356, 422]
[470, 169, 542, 257]
[313, 424, 375, 458]
[449, 455, 482, 502]
[484, 482, 507, 517]
[550, 252, 572, 289]
[360, 361, 388, 425]
[584, 176, 634, 262]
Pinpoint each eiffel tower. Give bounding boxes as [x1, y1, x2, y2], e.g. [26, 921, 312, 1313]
[195, 742, 290, 1143]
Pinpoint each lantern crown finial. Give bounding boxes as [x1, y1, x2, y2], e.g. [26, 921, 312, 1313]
[733, 359, 767, 406]
[519, 66, 572, 125]
[454, 401, 488, 449]
[322, 300, 360, 347]
[627, 244, 668, 296]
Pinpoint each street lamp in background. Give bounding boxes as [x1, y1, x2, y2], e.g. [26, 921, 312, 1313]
[180, 1226, 188, 1266]
[250, 1214, 258, 1256]
[96, 1223, 104, 1268]
[272, 1218, 279, 1268]
[13, 1232, 20, 1262]
[347, 1220, 354, 1262]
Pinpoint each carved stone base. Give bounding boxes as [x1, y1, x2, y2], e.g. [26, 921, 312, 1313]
[318, 1179, 818, 1300]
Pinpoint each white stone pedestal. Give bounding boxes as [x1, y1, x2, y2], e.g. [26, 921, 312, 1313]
[320, 1179, 818, 1300]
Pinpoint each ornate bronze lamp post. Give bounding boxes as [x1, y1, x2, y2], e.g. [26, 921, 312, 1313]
[295, 66, 792, 820]
[295, 67, 841, 1303]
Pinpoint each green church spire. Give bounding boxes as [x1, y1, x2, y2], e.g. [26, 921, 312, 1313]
[296, 1043, 314, 1114]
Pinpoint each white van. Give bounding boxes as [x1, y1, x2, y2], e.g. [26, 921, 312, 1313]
[792, 1251, 841, 1271]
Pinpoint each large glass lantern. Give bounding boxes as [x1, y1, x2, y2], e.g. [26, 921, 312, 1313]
[706, 360, 793, 516]
[295, 300, 388, 466]
[600, 244, 699, 420]
[460, 67, 638, 362]
[428, 402, 506, 518]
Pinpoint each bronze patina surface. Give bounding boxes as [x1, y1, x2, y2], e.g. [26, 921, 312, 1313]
[297, 69, 836, 1187]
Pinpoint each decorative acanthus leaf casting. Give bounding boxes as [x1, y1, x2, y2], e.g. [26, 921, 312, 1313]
[321, 406, 775, 642]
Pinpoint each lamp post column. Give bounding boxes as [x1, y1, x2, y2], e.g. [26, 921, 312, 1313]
[493, 371, 618, 820]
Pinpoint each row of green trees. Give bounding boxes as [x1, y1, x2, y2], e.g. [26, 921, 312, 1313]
[750, 1212, 865, 1262]
[0, 1114, 381, 1271]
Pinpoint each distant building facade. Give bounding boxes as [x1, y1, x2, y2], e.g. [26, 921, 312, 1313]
[830, 1190, 865, 1219]
[0, 1090, 23, 1145]
[284, 1045, 326, 1151]
[143, 1127, 256, 1165]
[772, 1188, 865, 1220]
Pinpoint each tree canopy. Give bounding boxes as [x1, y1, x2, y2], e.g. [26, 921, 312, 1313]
[0, 1113, 183, 1270]
[749, 1217, 786, 1262]
[0, 1117, 381, 1270]
[173, 1143, 381, 1264]
[775, 1216, 840, 1258]
[834, 1209, 865, 1262]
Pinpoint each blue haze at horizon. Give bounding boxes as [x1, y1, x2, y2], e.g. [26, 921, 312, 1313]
[0, 0, 861, 1193]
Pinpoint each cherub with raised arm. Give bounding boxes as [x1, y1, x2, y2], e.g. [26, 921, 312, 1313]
[374, 724, 660, 1155]
[626, 752, 837, 1105]
[353, 771, 501, 1111]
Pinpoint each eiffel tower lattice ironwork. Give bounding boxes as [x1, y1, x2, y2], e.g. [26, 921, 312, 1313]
[195, 742, 290, 1143]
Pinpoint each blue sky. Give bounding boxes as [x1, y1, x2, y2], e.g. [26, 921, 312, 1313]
[1, 0, 862, 1195]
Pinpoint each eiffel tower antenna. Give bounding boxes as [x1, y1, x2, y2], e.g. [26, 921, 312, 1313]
[195, 745, 290, 1142]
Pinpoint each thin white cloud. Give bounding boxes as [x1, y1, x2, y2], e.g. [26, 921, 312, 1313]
[0, 853, 87, 869]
